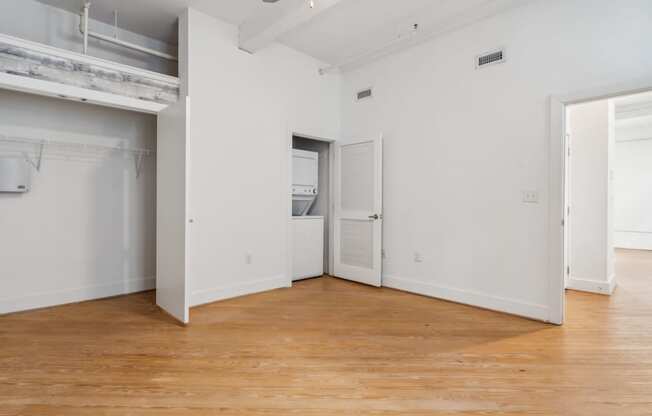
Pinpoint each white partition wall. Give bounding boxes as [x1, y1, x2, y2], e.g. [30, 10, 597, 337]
[181, 8, 340, 307]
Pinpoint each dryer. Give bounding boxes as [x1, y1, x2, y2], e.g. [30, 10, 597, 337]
[292, 149, 318, 216]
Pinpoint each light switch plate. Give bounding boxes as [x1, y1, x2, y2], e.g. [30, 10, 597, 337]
[522, 190, 539, 204]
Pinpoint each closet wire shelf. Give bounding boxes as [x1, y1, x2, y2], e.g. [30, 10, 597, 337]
[0, 134, 154, 178]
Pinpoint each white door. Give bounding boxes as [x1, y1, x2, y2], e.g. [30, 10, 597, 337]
[333, 137, 383, 286]
[156, 97, 190, 324]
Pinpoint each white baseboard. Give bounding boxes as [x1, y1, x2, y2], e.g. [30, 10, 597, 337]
[0, 277, 156, 315]
[567, 274, 617, 295]
[382, 275, 549, 322]
[191, 275, 290, 307]
[615, 231, 652, 250]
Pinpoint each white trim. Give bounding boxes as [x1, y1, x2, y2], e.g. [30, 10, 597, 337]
[0, 72, 166, 114]
[383, 275, 549, 322]
[567, 275, 617, 295]
[0, 277, 155, 315]
[0, 33, 179, 84]
[190, 275, 289, 307]
[615, 231, 652, 250]
[549, 76, 652, 325]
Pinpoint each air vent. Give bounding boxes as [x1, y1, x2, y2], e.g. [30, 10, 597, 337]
[476, 49, 505, 69]
[356, 88, 373, 101]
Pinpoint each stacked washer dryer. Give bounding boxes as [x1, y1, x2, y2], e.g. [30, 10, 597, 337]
[292, 149, 324, 280]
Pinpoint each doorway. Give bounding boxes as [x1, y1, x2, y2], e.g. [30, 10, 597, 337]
[288, 133, 384, 288]
[291, 134, 334, 280]
[550, 80, 652, 325]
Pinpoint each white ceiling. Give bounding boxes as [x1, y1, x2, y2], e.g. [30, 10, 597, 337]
[37, 0, 528, 67]
[279, 0, 498, 65]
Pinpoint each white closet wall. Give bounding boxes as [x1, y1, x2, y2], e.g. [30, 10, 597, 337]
[182, 9, 340, 306]
[0, 89, 156, 314]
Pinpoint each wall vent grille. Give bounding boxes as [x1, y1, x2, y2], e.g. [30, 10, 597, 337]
[476, 49, 504, 69]
[356, 88, 373, 101]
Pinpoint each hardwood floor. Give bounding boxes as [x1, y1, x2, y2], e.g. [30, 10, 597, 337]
[2, 250, 652, 415]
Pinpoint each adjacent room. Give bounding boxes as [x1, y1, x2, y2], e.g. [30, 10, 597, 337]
[565, 91, 652, 297]
[1, 0, 651, 414]
[563, 92, 652, 360]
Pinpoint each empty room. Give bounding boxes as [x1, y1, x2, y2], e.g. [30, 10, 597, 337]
[1, 0, 651, 414]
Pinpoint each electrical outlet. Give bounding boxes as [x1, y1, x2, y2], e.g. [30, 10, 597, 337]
[414, 252, 423, 263]
[245, 252, 252, 265]
[522, 190, 539, 204]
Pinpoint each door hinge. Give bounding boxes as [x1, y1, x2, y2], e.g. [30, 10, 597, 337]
[567, 265, 570, 275]
[561, 219, 565, 226]
[566, 134, 571, 157]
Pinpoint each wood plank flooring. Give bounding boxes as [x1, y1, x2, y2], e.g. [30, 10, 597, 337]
[2, 249, 652, 415]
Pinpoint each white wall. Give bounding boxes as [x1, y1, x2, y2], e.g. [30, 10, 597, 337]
[0, 0, 176, 75]
[615, 115, 652, 249]
[567, 100, 615, 294]
[340, 0, 652, 320]
[0, 89, 156, 314]
[183, 9, 340, 306]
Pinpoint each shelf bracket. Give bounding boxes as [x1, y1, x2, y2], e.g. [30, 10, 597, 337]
[24, 140, 45, 172]
[134, 151, 145, 178]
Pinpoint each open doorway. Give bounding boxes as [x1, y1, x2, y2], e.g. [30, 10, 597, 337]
[560, 88, 652, 319]
[288, 133, 384, 288]
[290, 134, 335, 281]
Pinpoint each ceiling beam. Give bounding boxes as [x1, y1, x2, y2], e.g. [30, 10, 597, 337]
[239, 0, 344, 53]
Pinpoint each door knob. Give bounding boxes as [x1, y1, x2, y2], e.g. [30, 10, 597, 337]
[368, 214, 379, 220]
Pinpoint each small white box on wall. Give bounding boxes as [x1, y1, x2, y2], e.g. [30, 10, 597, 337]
[0, 158, 31, 193]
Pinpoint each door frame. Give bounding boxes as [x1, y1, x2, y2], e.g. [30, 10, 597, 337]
[285, 130, 337, 288]
[548, 76, 652, 325]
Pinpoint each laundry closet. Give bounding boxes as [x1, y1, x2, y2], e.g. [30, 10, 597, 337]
[291, 135, 332, 280]
[290, 134, 385, 289]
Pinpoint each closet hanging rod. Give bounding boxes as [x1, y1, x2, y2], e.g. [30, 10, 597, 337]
[0, 135, 154, 156]
[79, 3, 178, 62]
[0, 134, 154, 177]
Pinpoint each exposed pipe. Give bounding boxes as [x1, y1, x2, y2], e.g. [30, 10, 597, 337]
[86, 30, 178, 61]
[82, 2, 89, 54]
[79, 3, 178, 62]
